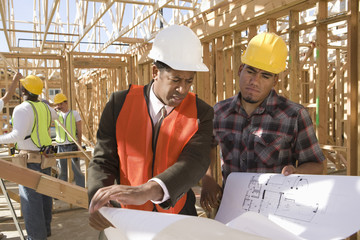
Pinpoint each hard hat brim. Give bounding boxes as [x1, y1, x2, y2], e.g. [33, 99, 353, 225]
[149, 53, 209, 72]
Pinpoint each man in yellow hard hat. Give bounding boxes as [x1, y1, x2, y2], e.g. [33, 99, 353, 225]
[200, 32, 325, 212]
[53, 93, 85, 187]
[87, 24, 213, 237]
[0, 74, 58, 240]
[0, 72, 21, 240]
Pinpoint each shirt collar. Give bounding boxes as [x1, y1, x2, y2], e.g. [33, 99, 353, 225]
[149, 83, 173, 120]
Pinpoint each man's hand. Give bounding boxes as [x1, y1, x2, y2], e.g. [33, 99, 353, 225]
[200, 175, 223, 212]
[282, 162, 324, 176]
[13, 72, 22, 82]
[281, 165, 296, 176]
[89, 182, 164, 214]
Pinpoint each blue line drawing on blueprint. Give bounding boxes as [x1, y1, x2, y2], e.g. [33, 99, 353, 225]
[242, 174, 319, 223]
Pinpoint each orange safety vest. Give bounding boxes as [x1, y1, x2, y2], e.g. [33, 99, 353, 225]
[116, 85, 198, 213]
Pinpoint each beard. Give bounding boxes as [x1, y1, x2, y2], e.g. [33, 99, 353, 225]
[242, 96, 259, 104]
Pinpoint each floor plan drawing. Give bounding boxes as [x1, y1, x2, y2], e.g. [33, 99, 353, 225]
[215, 173, 360, 240]
[242, 175, 319, 222]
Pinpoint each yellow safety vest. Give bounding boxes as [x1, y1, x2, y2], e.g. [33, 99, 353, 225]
[55, 111, 77, 143]
[26, 101, 52, 148]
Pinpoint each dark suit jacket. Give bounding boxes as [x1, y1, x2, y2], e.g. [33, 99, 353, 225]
[87, 81, 214, 215]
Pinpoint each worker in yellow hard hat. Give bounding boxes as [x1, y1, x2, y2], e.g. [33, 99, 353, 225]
[0, 72, 21, 240]
[53, 93, 85, 188]
[0, 74, 58, 239]
[200, 32, 325, 213]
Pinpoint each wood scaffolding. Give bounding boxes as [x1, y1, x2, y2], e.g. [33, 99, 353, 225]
[0, 0, 359, 237]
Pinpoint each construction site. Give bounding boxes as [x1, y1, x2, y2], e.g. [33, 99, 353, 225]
[0, 0, 359, 239]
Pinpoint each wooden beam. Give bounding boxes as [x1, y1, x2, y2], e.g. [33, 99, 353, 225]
[70, 0, 115, 52]
[192, 0, 316, 42]
[71, 52, 130, 57]
[0, 52, 62, 60]
[115, 37, 145, 43]
[73, 57, 127, 68]
[40, 0, 60, 52]
[289, 10, 300, 102]
[0, 28, 79, 36]
[0, 159, 88, 209]
[0, 1, 11, 51]
[99, 0, 173, 51]
[316, 0, 328, 145]
[347, 0, 359, 179]
[0, 187, 21, 203]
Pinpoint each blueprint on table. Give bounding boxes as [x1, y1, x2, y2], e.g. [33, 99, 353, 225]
[215, 173, 360, 240]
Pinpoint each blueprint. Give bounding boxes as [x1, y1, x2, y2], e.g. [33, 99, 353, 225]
[215, 173, 360, 240]
[100, 207, 269, 240]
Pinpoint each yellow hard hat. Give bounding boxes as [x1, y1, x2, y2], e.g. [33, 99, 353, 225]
[20, 75, 43, 95]
[241, 32, 288, 74]
[53, 93, 68, 104]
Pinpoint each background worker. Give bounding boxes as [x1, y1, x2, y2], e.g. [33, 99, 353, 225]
[200, 32, 325, 212]
[0, 74, 58, 240]
[0, 72, 21, 240]
[87, 25, 213, 235]
[53, 92, 85, 187]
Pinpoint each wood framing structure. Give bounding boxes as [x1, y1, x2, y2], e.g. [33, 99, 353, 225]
[0, 0, 359, 237]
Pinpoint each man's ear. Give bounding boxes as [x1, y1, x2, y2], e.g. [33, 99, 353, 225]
[238, 64, 244, 76]
[152, 65, 159, 79]
[273, 75, 279, 87]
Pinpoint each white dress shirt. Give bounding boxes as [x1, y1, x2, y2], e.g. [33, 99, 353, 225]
[148, 83, 174, 204]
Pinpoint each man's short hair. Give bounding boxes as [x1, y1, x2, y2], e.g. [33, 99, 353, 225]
[154, 61, 172, 72]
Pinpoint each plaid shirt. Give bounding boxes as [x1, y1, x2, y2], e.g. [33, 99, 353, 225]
[213, 89, 325, 183]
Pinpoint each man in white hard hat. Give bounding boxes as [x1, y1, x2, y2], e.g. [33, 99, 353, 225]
[88, 25, 213, 236]
[53, 92, 85, 187]
[0, 74, 58, 240]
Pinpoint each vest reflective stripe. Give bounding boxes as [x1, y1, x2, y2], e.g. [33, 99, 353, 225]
[55, 111, 77, 143]
[116, 85, 198, 214]
[26, 101, 52, 148]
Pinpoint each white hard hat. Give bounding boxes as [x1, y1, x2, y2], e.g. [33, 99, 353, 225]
[148, 25, 209, 72]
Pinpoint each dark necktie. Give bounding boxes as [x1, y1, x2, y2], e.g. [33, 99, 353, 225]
[153, 106, 167, 144]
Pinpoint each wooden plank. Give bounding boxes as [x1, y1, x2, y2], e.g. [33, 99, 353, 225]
[0, 52, 62, 60]
[347, 0, 359, 179]
[289, 10, 300, 102]
[0, 159, 40, 189]
[216, 37, 224, 101]
[202, 42, 211, 105]
[335, 49, 342, 146]
[224, 34, 233, 98]
[37, 175, 87, 208]
[0, 187, 21, 203]
[316, 0, 328, 145]
[192, 0, 313, 42]
[232, 31, 242, 96]
[73, 58, 127, 68]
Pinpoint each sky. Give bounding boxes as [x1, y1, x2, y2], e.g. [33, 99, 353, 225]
[0, 0, 137, 53]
